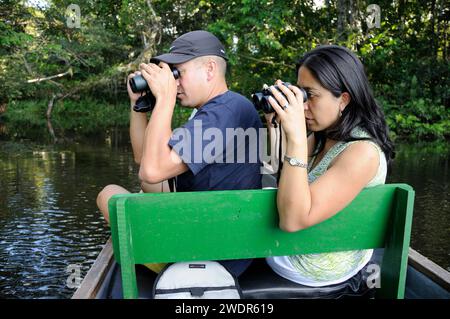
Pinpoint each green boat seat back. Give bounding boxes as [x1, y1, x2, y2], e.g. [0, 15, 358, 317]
[109, 184, 414, 299]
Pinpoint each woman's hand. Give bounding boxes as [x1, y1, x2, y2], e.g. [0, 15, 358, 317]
[139, 62, 177, 104]
[268, 79, 307, 144]
[264, 112, 278, 127]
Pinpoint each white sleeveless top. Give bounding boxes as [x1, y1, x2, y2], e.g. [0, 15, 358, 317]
[266, 127, 387, 287]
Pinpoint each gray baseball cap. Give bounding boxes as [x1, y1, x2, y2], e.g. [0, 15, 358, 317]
[151, 30, 228, 65]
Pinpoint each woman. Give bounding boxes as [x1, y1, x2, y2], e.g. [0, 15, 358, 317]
[264, 45, 395, 286]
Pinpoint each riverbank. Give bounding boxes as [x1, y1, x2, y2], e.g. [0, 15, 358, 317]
[0, 99, 194, 143]
[1, 98, 449, 143]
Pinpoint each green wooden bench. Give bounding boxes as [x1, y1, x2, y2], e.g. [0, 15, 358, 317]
[109, 183, 414, 299]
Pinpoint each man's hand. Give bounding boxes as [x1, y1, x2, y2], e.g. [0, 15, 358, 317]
[127, 71, 144, 105]
[139, 62, 177, 105]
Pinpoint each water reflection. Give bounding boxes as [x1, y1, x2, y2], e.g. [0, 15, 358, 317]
[387, 142, 450, 272]
[0, 134, 141, 298]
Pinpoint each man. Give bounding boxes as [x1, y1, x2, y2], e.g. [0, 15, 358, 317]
[96, 30, 262, 276]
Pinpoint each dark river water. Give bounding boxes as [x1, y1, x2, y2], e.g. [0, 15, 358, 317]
[0, 128, 448, 299]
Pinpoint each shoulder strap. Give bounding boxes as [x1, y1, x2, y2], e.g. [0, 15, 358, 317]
[168, 177, 176, 193]
[276, 124, 283, 185]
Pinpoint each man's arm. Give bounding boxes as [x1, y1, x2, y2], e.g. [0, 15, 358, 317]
[137, 62, 189, 184]
[129, 105, 148, 164]
[127, 71, 148, 164]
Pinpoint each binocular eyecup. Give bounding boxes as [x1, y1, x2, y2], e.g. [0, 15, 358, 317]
[252, 82, 307, 114]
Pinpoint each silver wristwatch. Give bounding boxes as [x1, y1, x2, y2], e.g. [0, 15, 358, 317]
[284, 155, 308, 168]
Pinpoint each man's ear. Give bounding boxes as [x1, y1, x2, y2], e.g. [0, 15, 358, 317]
[206, 59, 215, 81]
[340, 92, 351, 111]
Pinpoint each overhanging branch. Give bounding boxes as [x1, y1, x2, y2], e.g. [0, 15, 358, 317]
[27, 68, 73, 83]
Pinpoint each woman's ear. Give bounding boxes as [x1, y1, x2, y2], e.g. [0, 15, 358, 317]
[340, 92, 351, 112]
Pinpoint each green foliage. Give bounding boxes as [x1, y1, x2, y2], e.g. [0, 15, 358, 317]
[1, 98, 192, 141]
[381, 98, 449, 140]
[3, 99, 129, 137]
[0, 0, 448, 142]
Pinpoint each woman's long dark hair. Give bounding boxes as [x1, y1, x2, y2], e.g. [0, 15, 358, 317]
[296, 45, 395, 168]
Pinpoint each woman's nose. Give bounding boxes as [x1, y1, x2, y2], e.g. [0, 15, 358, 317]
[303, 100, 309, 110]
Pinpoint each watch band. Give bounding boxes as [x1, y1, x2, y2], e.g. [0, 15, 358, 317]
[284, 155, 308, 168]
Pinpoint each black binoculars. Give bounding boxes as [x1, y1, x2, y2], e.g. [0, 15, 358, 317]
[252, 82, 308, 114]
[129, 63, 180, 113]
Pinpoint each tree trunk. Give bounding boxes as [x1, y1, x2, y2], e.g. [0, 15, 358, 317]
[444, 17, 448, 61]
[0, 102, 7, 114]
[398, 0, 405, 26]
[337, 0, 347, 40]
[46, 94, 66, 143]
[47, 94, 58, 119]
[47, 118, 58, 144]
[430, 0, 436, 60]
[348, 0, 354, 28]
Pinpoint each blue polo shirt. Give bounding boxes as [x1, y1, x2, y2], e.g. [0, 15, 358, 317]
[168, 90, 262, 192]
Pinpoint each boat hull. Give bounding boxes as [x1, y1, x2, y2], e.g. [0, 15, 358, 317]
[73, 239, 450, 299]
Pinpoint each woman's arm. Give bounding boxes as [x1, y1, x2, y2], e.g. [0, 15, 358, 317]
[268, 80, 379, 232]
[265, 113, 300, 174]
[278, 141, 379, 231]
